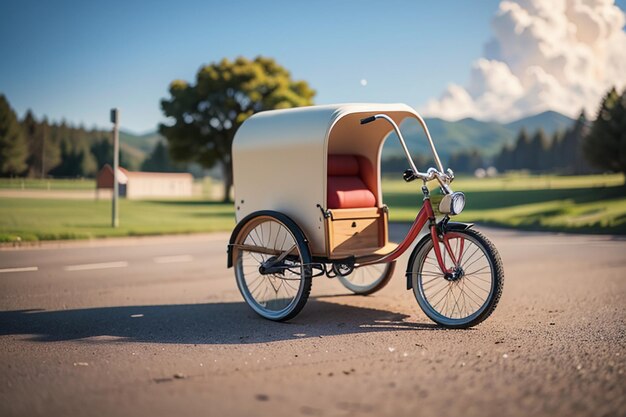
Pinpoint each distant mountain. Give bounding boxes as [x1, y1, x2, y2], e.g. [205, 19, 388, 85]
[119, 111, 576, 168]
[115, 130, 166, 170]
[384, 110, 575, 163]
[505, 111, 575, 136]
[119, 130, 164, 155]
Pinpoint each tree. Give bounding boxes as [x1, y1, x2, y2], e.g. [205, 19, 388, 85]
[90, 135, 113, 170]
[22, 110, 39, 176]
[512, 128, 532, 170]
[0, 95, 28, 176]
[494, 145, 513, 172]
[583, 87, 626, 181]
[38, 117, 60, 177]
[381, 153, 435, 174]
[141, 140, 184, 172]
[558, 112, 591, 174]
[159, 56, 315, 201]
[48, 121, 97, 177]
[22, 111, 61, 178]
[528, 129, 549, 172]
[448, 149, 484, 173]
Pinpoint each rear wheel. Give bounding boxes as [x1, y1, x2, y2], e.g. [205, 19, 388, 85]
[336, 262, 396, 295]
[233, 214, 312, 321]
[409, 229, 503, 328]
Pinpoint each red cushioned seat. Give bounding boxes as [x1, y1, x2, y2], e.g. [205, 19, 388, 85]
[327, 155, 376, 209]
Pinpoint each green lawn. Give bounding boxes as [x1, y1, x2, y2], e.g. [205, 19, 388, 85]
[0, 198, 234, 242]
[383, 173, 626, 234]
[1, 173, 625, 242]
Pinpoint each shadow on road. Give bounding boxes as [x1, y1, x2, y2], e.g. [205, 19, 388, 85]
[0, 300, 440, 344]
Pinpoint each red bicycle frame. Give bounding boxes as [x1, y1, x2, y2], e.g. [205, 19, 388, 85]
[364, 195, 461, 274]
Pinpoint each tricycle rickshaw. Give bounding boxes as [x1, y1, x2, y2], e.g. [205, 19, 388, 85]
[227, 104, 504, 328]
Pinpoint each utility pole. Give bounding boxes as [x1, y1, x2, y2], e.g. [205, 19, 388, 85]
[111, 108, 120, 228]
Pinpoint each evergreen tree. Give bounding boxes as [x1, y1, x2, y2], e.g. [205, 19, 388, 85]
[0, 95, 28, 176]
[91, 136, 113, 170]
[528, 129, 549, 172]
[494, 145, 513, 172]
[48, 121, 97, 177]
[141, 140, 184, 172]
[550, 131, 565, 170]
[583, 87, 625, 179]
[448, 149, 484, 173]
[39, 117, 60, 177]
[562, 112, 591, 174]
[21, 110, 60, 177]
[380, 154, 435, 175]
[22, 110, 39, 176]
[512, 128, 531, 170]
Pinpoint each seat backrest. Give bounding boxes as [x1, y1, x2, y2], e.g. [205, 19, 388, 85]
[327, 155, 376, 209]
[328, 155, 361, 177]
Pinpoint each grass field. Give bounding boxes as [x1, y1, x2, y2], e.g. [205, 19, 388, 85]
[384, 173, 626, 234]
[0, 199, 234, 242]
[1, 173, 625, 242]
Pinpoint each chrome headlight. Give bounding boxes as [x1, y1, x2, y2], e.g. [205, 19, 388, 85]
[438, 191, 465, 216]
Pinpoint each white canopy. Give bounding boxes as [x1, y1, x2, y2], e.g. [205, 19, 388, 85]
[232, 103, 425, 254]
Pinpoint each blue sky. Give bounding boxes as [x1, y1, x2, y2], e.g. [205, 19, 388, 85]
[1, 0, 624, 133]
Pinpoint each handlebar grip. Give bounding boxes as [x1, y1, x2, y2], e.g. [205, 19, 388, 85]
[360, 116, 376, 125]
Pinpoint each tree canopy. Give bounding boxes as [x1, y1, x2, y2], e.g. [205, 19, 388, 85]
[141, 140, 184, 172]
[0, 94, 28, 176]
[583, 87, 626, 179]
[159, 56, 315, 201]
[494, 117, 594, 175]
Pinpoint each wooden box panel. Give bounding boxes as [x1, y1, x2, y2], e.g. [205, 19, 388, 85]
[332, 217, 379, 253]
[324, 207, 388, 258]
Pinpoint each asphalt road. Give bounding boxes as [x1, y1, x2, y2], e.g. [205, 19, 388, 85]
[0, 226, 625, 417]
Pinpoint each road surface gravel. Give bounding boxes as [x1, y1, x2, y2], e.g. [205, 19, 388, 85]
[0, 225, 624, 417]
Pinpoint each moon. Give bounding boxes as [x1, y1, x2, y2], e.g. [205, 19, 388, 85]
[360, 79, 368, 87]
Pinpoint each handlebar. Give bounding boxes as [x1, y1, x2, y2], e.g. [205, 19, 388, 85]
[405, 166, 453, 185]
[360, 116, 377, 125]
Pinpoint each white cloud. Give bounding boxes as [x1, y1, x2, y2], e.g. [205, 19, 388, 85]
[422, 0, 626, 121]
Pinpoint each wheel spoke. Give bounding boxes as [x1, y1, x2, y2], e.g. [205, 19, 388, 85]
[234, 216, 310, 320]
[416, 232, 496, 324]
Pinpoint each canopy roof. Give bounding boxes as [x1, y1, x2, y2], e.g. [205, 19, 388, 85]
[233, 103, 420, 153]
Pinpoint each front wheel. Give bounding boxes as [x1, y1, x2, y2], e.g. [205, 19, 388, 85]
[408, 228, 504, 328]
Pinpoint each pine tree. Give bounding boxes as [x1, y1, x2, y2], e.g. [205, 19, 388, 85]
[0, 95, 28, 176]
[512, 128, 531, 170]
[39, 117, 61, 177]
[448, 149, 484, 173]
[528, 129, 549, 172]
[564, 112, 591, 174]
[583, 87, 625, 180]
[22, 110, 38, 176]
[495, 145, 513, 172]
[550, 131, 564, 170]
[49, 121, 97, 177]
[91, 136, 113, 170]
[141, 140, 184, 172]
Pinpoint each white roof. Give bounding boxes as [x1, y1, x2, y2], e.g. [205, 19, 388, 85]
[233, 103, 418, 152]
